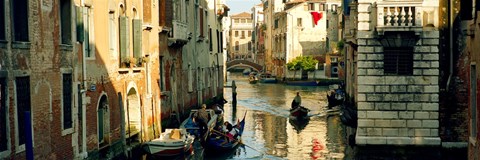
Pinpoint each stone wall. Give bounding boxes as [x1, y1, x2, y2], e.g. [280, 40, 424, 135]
[355, 1, 441, 146]
[356, 30, 441, 145]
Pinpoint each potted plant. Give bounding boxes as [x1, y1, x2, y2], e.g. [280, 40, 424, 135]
[121, 57, 131, 68]
[129, 57, 137, 67]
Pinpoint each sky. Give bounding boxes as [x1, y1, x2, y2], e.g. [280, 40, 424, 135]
[226, 0, 262, 15]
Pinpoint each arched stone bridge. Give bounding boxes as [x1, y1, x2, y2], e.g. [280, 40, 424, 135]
[226, 60, 263, 72]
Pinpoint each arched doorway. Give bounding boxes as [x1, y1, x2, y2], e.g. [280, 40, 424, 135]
[97, 94, 109, 147]
[126, 88, 141, 144]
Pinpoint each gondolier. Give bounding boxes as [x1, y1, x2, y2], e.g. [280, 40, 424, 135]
[195, 104, 209, 138]
[292, 92, 302, 109]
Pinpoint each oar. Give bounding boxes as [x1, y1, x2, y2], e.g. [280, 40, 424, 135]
[211, 130, 265, 156]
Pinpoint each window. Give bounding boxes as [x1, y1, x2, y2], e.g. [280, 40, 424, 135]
[0, 0, 5, 41]
[0, 77, 7, 152]
[308, 3, 314, 11]
[62, 73, 72, 130]
[216, 30, 220, 52]
[12, 0, 29, 42]
[241, 31, 245, 39]
[133, 19, 142, 62]
[109, 12, 117, 57]
[320, 4, 325, 11]
[248, 42, 252, 51]
[15, 76, 30, 146]
[143, 0, 151, 23]
[188, 65, 193, 92]
[158, 0, 165, 26]
[209, 28, 212, 51]
[248, 31, 252, 37]
[461, 0, 473, 20]
[297, 18, 302, 27]
[60, 0, 71, 44]
[384, 47, 413, 75]
[199, 8, 204, 37]
[85, 7, 94, 58]
[235, 31, 238, 37]
[471, 64, 477, 140]
[220, 32, 223, 52]
[234, 19, 239, 23]
[119, 15, 128, 66]
[332, 4, 338, 12]
[235, 41, 239, 51]
[274, 19, 278, 28]
[327, 20, 329, 28]
[160, 56, 165, 91]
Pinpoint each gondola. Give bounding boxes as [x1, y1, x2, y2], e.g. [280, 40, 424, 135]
[206, 112, 246, 151]
[290, 98, 310, 119]
[327, 85, 345, 108]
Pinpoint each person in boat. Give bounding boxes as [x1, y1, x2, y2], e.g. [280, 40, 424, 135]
[221, 121, 239, 143]
[292, 92, 302, 109]
[195, 104, 209, 138]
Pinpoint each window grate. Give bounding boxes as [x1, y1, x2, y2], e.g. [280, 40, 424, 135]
[15, 76, 30, 145]
[63, 74, 72, 129]
[384, 47, 413, 75]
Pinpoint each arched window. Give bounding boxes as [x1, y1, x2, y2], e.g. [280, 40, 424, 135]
[235, 41, 239, 51]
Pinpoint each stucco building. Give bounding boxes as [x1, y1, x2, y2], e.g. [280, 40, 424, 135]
[228, 12, 254, 61]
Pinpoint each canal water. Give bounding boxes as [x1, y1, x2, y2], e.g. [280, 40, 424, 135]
[207, 72, 350, 160]
[135, 72, 467, 160]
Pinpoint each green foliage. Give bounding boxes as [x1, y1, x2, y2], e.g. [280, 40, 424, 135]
[286, 56, 319, 71]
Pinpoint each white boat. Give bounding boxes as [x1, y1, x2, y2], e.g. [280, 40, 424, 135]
[143, 128, 195, 157]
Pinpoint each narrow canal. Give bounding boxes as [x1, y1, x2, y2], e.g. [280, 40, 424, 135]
[206, 72, 351, 159]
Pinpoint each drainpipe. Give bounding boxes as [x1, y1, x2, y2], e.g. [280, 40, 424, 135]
[80, 0, 88, 157]
[446, 0, 453, 91]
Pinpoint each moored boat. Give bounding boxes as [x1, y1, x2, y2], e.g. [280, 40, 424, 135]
[285, 80, 319, 86]
[258, 73, 277, 83]
[327, 84, 345, 108]
[143, 128, 195, 157]
[248, 75, 258, 84]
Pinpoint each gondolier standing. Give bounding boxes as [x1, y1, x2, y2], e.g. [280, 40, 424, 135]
[292, 92, 302, 109]
[195, 104, 209, 139]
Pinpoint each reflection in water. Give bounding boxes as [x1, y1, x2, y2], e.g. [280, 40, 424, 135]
[289, 117, 310, 133]
[220, 73, 346, 159]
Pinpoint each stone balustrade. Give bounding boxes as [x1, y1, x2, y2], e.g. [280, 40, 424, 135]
[376, 2, 426, 34]
[172, 20, 188, 41]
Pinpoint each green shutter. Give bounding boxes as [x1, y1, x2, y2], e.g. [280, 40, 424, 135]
[76, 6, 84, 42]
[119, 16, 128, 61]
[133, 19, 142, 59]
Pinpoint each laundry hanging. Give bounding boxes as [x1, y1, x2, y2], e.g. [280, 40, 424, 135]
[310, 12, 323, 25]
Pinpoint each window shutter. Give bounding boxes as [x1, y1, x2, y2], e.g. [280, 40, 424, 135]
[119, 16, 129, 61]
[133, 19, 142, 59]
[76, 6, 84, 42]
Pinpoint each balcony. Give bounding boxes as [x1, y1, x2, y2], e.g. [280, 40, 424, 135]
[376, 2, 428, 35]
[168, 20, 189, 47]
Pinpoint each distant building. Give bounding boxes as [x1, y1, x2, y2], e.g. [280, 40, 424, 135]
[252, 4, 265, 67]
[229, 12, 254, 61]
